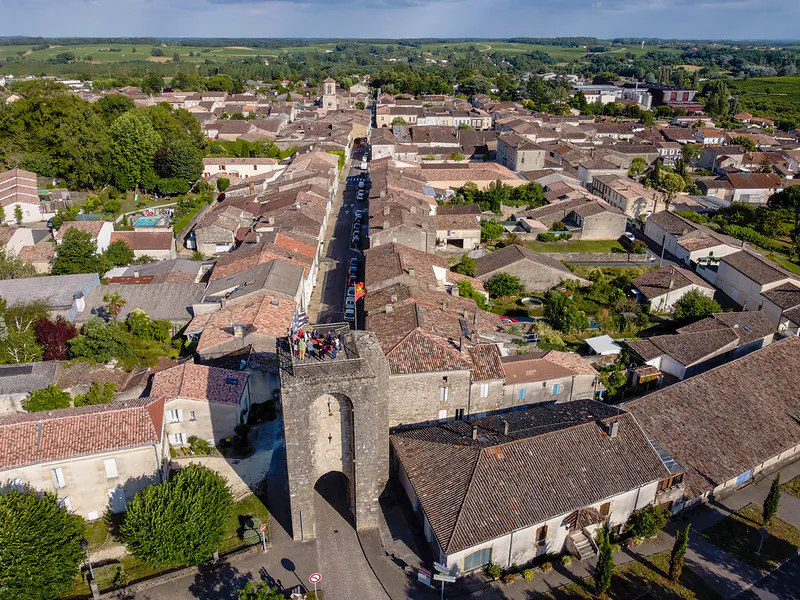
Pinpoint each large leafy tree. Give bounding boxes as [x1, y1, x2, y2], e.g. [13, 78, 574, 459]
[480, 219, 505, 243]
[23, 385, 72, 412]
[69, 318, 133, 363]
[109, 110, 161, 190]
[121, 464, 233, 567]
[94, 94, 135, 125]
[103, 240, 135, 267]
[0, 488, 86, 600]
[155, 139, 203, 182]
[52, 227, 108, 276]
[74, 381, 116, 406]
[0, 300, 47, 364]
[485, 273, 525, 298]
[673, 289, 721, 321]
[769, 185, 800, 241]
[544, 290, 589, 332]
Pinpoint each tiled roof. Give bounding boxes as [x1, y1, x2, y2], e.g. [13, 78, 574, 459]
[722, 251, 796, 286]
[473, 244, 578, 280]
[194, 295, 295, 352]
[392, 400, 670, 553]
[676, 311, 775, 346]
[17, 244, 55, 262]
[726, 172, 782, 189]
[645, 211, 698, 236]
[633, 266, 712, 301]
[0, 361, 59, 395]
[624, 338, 800, 497]
[54, 220, 108, 241]
[385, 329, 473, 375]
[0, 397, 164, 470]
[501, 351, 598, 384]
[110, 231, 173, 251]
[467, 344, 505, 381]
[151, 363, 247, 405]
[760, 282, 800, 310]
[76, 283, 206, 324]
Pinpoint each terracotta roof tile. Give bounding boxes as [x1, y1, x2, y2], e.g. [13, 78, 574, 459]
[151, 363, 247, 405]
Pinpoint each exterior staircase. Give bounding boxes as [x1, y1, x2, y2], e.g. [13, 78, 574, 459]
[570, 531, 597, 561]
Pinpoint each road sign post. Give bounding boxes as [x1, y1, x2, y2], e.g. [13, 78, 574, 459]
[309, 573, 322, 598]
[260, 523, 267, 553]
[433, 573, 456, 600]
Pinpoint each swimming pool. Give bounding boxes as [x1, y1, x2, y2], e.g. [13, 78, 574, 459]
[133, 216, 162, 227]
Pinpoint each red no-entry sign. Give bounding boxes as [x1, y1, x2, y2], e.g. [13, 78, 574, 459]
[309, 573, 322, 585]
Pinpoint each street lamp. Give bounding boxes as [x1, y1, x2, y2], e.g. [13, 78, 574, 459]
[80, 539, 95, 581]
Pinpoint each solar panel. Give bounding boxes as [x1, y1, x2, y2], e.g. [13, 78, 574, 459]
[0, 365, 34, 378]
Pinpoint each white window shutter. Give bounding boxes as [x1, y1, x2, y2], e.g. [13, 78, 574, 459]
[177, 409, 184, 422]
[51, 467, 65, 489]
[104, 458, 118, 479]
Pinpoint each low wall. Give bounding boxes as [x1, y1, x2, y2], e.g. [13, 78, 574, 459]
[542, 252, 651, 264]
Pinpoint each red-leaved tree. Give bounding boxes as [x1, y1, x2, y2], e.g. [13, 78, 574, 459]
[35, 318, 78, 361]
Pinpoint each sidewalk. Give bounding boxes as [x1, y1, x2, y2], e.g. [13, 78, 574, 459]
[361, 462, 800, 600]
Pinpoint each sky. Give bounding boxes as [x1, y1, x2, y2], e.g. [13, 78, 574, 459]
[0, 0, 798, 40]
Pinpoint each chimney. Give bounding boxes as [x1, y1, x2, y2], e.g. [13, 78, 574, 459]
[471, 425, 478, 440]
[232, 322, 246, 338]
[407, 266, 415, 277]
[383, 205, 390, 216]
[383, 220, 390, 230]
[502, 420, 509, 436]
[451, 287, 460, 297]
[386, 304, 394, 314]
[133, 271, 139, 278]
[72, 291, 85, 313]
[608, 420, 619, 439]
[268, 216, 275, 225]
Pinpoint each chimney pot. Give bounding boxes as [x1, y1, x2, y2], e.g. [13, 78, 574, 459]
[608, 420, 619, 438]
[502, 420, 509, 436]
[232, 323, 246, 338]
[407, 266, 415, 277]
[471, 425, 478, 440]
[72, 291, 86, 313]
[386, 304, 394, 314]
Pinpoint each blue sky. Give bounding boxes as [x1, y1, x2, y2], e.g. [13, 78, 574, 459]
[0, 0, 797, 40]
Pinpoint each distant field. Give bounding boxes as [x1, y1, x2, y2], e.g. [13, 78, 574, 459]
[728, 76, 800, 124]
[0, 43, 269, 64]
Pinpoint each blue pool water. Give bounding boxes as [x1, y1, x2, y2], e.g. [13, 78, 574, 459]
[134, 216, 161, 227]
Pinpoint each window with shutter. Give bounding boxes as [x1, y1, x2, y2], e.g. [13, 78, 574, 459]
[536, 524, 548, 547]
[439, 387, 449, 403]
[480, 383, 489, 398]
[599, 502, 612, 518]
[104, 458, 118, 479]
[438, 409, 447, 421]
[57, 496, 71, 511]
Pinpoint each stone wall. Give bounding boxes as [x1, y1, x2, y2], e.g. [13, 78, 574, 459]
[541, 252, 651, 264]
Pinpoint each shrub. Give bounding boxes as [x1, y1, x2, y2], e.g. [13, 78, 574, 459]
[24, 385, 71, 412]
[522, 568, 536, 582]
[625, 504, 670, 538]
[502, 573, 516, 585]
[537, 232, 557, 242]
[631, 239, 647, 254]
[560, 554, 572, 566]
[541, 561, 553, 572]
[187, 436, 214, 455]
[485, 273, 525, 298]
[484, 561, 502, 580]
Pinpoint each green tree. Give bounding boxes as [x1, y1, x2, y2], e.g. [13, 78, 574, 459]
[69, 318, 133, 362]
[24, 385, 71, 412]
[172, 52, 180, 63]
[628, 157, 647, 177]
[355, 101, 366, 110]
[703, 80, 731, 118]
[731, 136, 757, 152]
[0, 300, 47, 364]
[660, 172, 686, 210]
[155, 139, 203, 182]
[669, 524, 690, 581]
[13, 205, 23, 224]
[0, 315, 7, 342]
[52, 227, 107, 275]
[625, 504, 670, 538]
[673, 289, 721, 320]
[121, 464, 233, 567]
[452, 254, 476, 277]
[74, 381, 116, 406]
[390, 117, 407, 126]
[594, 523, 614, 595]
[485, 273, 525, 298]
[763, 473, 781, 526]
[237, 581, 285, 600]
[104, 239, 135, 267]
[217, 178, 231, 192]
[109, 111, 161, 190]
[0, 488, 86, 600]
[769, 185, 800, 241]
[127, 309, 171, 342]
[95, 94, 135, 125]
[0, 249, 37, 280]
[480, 219, 505, 243]
[103, 291, 127, 324]
[544, 290, 589, 332]
[450, 152, 465, 162]
[456, 279, 487, 310]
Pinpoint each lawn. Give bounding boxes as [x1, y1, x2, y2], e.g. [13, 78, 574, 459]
[536, 550, 721, 600]
[219, 493, 270, 554]
[524, 239, 627, 254]
[701, 503, 800, 570]
[781, 474, 800, 499]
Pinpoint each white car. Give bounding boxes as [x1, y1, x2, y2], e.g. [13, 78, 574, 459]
[344, 308, 355, 322]
[358, 181, 365, 189]
[624, 232, 636, 242]
[345, 296, 356, 310]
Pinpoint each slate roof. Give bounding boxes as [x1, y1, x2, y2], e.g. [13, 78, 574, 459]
[676, 311, 775, 346]
[633, 266, 712, 301]
[151, 363, 247, 405]
[473, 244, 579, 281]
[624, 337, 800, 497]
[204, 259, 304, 302]
[0, 397, 164, 470]
[1, 273, 99, 310]
[392, 400, 671, 554]
[722, 251, 796, 286]
[76, 283, 206, 324]
[0, 361, 60, 396]
[761, 282, 800, 310]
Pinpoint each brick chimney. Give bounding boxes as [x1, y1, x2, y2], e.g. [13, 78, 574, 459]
[232, 323, 246, 338]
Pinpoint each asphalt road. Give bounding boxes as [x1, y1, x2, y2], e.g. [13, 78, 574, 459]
[735, 555, 800, 600]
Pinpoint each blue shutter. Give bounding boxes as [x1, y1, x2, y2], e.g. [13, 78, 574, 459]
[553, 383, 561, 395]
[519, 388, 526, 400]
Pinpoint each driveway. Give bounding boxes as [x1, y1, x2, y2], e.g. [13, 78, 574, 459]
[735, 555, 800, 600]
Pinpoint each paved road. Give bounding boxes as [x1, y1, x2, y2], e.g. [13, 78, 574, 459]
[314, 474, 390, 600]
[735, 555, 800, 600]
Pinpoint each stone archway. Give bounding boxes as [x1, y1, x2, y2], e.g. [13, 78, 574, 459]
[280, 331, 390, 541]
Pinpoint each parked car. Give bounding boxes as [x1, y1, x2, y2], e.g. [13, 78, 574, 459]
[624, 232, 636, 242]
[352, 234, 361, 247]
[358, 181, 365, 189]
[344, 307, 356, 322]
[500, 317, 520, 324]
[347, 286, 355, 297]
[345, 296, 356, 310]
[355, 210, 363, 220]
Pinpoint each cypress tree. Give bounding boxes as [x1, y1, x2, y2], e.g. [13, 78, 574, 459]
[669, 524, 690, 581]
[594, 524, 614, 595]
[763, 473, 782, 526]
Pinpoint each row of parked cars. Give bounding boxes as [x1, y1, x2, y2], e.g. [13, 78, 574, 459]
[344, 257, 359, 322]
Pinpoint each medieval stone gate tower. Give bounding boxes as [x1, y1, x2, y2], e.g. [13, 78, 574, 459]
[279, 329, 390, 541]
